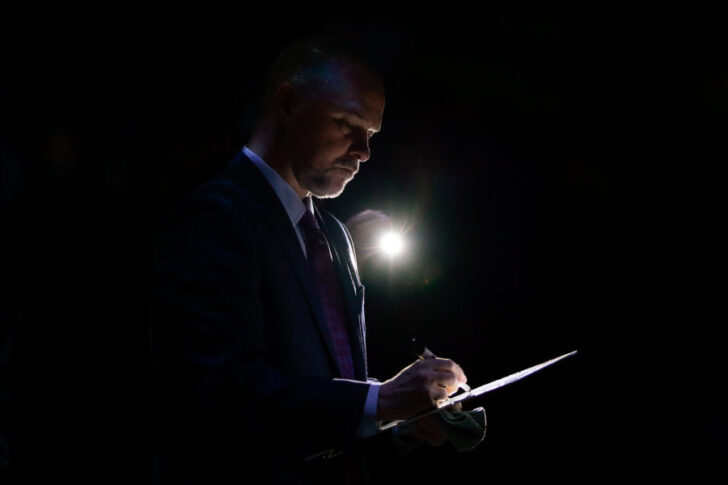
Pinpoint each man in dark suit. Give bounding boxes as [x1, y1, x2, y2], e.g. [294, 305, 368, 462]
[150, 37, 468, 484]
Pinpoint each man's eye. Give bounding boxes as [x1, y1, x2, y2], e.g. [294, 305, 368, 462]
[337, 119, 353, 132]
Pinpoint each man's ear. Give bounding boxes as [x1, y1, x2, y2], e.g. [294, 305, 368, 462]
[272, 82, 299, 123]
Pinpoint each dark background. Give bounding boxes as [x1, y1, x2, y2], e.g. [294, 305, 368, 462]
[2, 3, 725, 482]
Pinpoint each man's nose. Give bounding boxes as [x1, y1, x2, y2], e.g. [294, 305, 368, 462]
[348, 132, 371, 163]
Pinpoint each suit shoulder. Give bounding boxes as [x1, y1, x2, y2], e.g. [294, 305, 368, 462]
[154, 173, 262, 248]
[160, 172, 260, 229]
[190, 172, 258, 212]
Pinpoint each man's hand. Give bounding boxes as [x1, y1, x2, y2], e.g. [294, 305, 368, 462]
[402, 402, 463, 446]
[345, 209, 392, 263]
[377, 357, 467, 423]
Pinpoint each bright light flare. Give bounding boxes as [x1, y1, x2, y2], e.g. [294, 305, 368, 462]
[379, 231, 405, 257]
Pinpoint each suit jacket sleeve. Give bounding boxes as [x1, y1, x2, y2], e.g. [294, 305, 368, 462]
[150, 188, 370, 464]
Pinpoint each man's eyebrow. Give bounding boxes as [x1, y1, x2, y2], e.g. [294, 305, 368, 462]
[343, 109, 381, 132]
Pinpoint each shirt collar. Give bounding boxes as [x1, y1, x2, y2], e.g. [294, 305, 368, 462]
[303, 194, 314, 215]
[243, 145, 308, 227]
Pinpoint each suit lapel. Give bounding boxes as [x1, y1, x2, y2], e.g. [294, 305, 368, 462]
[226, 151, 340, 373]
[316, 206, 368, 381]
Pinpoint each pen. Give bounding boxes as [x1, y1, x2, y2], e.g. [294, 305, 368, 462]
[410, 338, 471, 392]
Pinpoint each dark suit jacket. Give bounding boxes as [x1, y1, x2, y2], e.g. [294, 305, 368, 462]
[150, 150, 375, 484]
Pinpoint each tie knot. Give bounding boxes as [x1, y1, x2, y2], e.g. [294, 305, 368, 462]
[299, 207, 329, 251]
[299, 208, 319, 231]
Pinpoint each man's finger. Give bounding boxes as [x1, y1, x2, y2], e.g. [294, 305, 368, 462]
[454, 363, 467, 387]
[429, 384, 449, 403]
[430, 370, 458, 390]
[421, 357, 459, 371]
[421, 358, 468, 386]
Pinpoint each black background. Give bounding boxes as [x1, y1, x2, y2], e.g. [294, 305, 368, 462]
[2, 3, 726, 482]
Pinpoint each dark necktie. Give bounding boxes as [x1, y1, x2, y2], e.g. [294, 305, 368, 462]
[298, 204, 356, 379]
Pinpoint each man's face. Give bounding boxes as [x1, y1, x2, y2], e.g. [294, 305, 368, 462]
[283, 61, 385, 199]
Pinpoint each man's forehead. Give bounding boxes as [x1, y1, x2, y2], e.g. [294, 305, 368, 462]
[304, 58, 385, 129]
[335, 62, 384, 116]
[338, 101, 384, 132]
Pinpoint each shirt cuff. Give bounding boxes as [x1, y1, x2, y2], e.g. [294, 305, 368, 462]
[358, 381, 381, 438]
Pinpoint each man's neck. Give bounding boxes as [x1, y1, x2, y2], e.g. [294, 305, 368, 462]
[247, 137, 310, 200]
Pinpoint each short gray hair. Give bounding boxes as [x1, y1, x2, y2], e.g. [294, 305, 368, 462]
[262, 35, 374, 102]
